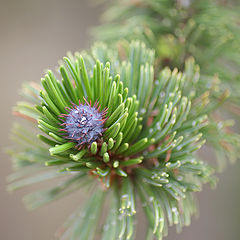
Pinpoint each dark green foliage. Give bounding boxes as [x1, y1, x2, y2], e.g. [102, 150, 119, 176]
[95, 0, 240, 97]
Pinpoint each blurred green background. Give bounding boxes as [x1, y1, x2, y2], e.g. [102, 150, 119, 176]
[0, 0, 239, 239]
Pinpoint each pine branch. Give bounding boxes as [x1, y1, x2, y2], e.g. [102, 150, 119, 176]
[6, 1, 240, 239]
[94, 0, 240, 170]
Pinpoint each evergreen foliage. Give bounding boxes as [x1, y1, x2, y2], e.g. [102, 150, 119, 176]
[7, 1, 240, 239]
[94, 0, 240, 170]
[95, 0, 240, 103]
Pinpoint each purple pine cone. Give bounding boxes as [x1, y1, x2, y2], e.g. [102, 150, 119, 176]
[60, 100, 107, 148]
